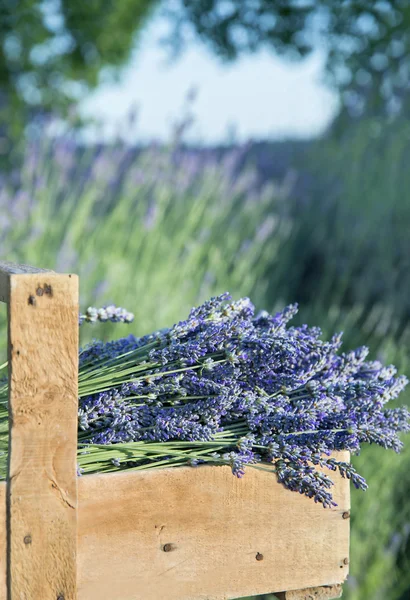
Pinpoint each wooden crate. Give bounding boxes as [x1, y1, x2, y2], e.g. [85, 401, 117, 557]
[0, 262, 350, 600]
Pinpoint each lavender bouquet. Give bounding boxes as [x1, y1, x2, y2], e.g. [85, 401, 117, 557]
[0, 294, 409, 508]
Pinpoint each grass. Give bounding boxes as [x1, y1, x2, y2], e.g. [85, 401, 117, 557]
[0, 136, 287, 358]
[1, 118, 410, 599]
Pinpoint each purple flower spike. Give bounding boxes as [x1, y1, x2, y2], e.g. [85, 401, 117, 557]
[79, 305, 135, 325]
[77, 293, 410, 507]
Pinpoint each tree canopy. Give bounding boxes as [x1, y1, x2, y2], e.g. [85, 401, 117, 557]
[0, 0, 158, 144]
[168, 0, 410, 119]
[1, 0, 410, 145]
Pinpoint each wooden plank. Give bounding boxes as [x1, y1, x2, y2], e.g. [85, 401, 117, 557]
[276, 584, 343, 599]
[0, 262, 52, 274]
[0, 262, 52, 305]
[6, 272, 78, 600]
[0, 483, 5, 599]
[0, 455, 349, 600]
[76, 456, 349, 600]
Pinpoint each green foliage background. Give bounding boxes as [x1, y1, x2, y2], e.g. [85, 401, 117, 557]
[1, 118, 410, 599]
[2, 0, 410, 147]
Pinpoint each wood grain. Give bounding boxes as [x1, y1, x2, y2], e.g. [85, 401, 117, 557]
[6, 273, 78, 600]
[276, 584, 343, 599]
[76, 456, 349, 600]
[0, 454, 349, 600]
[0, 262, 52, 304]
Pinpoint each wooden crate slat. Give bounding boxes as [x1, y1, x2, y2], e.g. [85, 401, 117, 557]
[0, 482, 5, 599]
[76, 458, 349, 600]
[0, 262, 52, 275]
[0, 262, 52, 304]
[6, 272, 78, 600]
[276, 584, 343, 599]
[0, 454, 349, 600]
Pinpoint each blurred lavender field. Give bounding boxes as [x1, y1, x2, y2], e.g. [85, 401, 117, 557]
[1, 118, 410, 600]
[0, 134, 290, 349]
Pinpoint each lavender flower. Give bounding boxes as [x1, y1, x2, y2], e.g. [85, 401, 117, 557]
[79, 305, 135, 325]
[74, 294, 409, 507]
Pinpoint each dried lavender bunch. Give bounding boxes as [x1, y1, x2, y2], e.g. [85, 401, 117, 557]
[74, 294, 409, 508]
[79, 305, 134, 325]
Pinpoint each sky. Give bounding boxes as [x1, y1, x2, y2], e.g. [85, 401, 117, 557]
[81, 17, 339, 145]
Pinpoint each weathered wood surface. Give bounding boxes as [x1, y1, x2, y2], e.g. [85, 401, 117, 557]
[6, 272, 78, 600]
[0, 262, 52, 304]
[0, 453, 349, 600]
[276, 584, 343, 599]
[75, 462, 349, 600]
[0, 261, 52, 274]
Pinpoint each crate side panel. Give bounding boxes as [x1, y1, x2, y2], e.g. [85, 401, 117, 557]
[7, 273, 79, 600]
[0, 482, 5, 599]
[77, 459, 350, 600]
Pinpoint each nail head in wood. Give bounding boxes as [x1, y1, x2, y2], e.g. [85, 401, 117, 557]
[342, 511, 350, 519]
[28, 295, 36, 306]
[36, 286, 44, 296]
[23, 535, 32, 545]
[343, 557, 349, 565]
[256, 552, 264, 561]
[163, 543, 176, 552]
